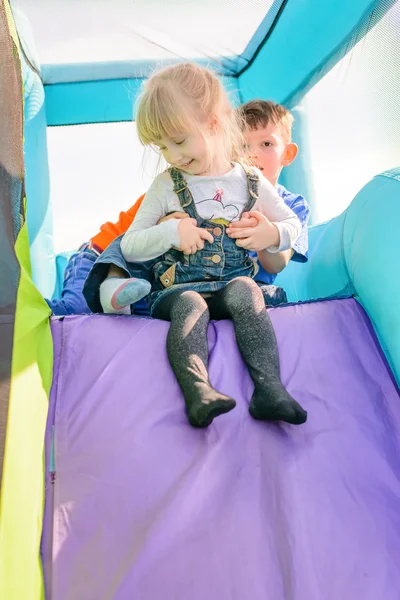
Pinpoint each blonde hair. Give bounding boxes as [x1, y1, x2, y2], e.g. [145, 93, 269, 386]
[238, 100, 294, 143]
[136, 63, 245, 167]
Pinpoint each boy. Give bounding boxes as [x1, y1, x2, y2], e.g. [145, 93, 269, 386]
[232, 100, 309, 284]
[47, 100, 310, 315]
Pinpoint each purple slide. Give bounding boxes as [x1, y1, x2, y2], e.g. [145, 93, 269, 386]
[42, 298, 400, 600]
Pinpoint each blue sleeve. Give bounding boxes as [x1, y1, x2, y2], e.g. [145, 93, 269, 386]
[46, 246, 97, 315]
[280, 189, 310, 263]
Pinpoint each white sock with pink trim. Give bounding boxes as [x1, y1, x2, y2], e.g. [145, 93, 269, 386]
[99, 277, 151, 315]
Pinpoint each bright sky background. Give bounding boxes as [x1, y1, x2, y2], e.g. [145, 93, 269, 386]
[47, 122, 161, 253]
[304, 0, 400, 223]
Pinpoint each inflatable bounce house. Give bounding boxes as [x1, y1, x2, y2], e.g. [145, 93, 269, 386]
[1, 1, 400, 598]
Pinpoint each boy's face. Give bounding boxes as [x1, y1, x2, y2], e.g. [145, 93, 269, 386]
[244, 122, 297, 187]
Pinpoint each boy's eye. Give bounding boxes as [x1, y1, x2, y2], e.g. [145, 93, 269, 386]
[262, 141, 272, 147]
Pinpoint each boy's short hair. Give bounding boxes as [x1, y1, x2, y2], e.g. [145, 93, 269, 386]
[239, 100, 294, 143]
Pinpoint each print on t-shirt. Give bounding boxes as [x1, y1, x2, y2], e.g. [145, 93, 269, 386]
[196, 188, 239, 222]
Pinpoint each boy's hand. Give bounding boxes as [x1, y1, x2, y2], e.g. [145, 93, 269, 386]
[226, 211, 280, 251]
[178, 218, 214, 254]
[157, 211, 188, 224]
[228, 212, 259, 229]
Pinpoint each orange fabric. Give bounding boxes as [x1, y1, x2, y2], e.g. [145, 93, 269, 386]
[89, 194, 145, 253]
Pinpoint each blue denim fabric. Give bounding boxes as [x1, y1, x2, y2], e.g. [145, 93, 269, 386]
[148, 166, 287, 315]
[82, 235, 156, 315]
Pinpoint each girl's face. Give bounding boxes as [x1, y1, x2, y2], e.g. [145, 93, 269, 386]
[155, 131, 211, 175]
[154, 117, 231, 176]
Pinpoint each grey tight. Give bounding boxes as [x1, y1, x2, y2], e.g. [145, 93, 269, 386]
[154, 277, 307, 427]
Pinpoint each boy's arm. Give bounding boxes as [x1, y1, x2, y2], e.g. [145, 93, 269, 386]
[257, 248, 294, 274]
[249, 172, 301, 252]
[228, 188, 310, 273]
[257, 193, 310, 273]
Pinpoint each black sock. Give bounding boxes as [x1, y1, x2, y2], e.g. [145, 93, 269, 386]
[209, 278, 307, 426]
[185, 384, 236, 428]
[249, 384, 307, 424]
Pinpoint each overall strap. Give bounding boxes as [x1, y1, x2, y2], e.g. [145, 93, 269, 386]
[168, 167, 194, 210]
[239, 163, 259, 212]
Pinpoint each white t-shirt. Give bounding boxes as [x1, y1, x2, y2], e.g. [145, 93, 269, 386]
[121, 163, 301, 262]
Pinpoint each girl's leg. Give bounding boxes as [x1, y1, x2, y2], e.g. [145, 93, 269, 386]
[208, 277, 307, 425]
[83, 235, 153, 314]
[100, 264, 151, 314]
[154, 290, 236, 427]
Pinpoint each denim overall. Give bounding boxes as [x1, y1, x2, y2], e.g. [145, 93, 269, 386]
[149, 165, 287, 315]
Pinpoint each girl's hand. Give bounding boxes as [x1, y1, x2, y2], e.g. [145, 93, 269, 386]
[158, 213, 191, 252]
[226, 211, 280, 251]
[178, 218, 214, 255]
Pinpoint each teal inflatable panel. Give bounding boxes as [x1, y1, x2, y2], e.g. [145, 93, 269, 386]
[343, 169, 400, 382]
[238, 0, 391, 107]
[41, 56, 247, 84]
[45, 78, 143, 126]
[278, 103, 316, 222]
[276, 168, 400, 383]
[274, 215, 354, 303]
[45, 76, 240, 126]
[23, 57, 56, 298]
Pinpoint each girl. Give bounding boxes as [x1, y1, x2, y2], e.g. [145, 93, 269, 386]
[98, 63, 307, 428]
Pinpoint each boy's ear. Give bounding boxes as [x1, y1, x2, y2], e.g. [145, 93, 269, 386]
[282, 143, 298, 166]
